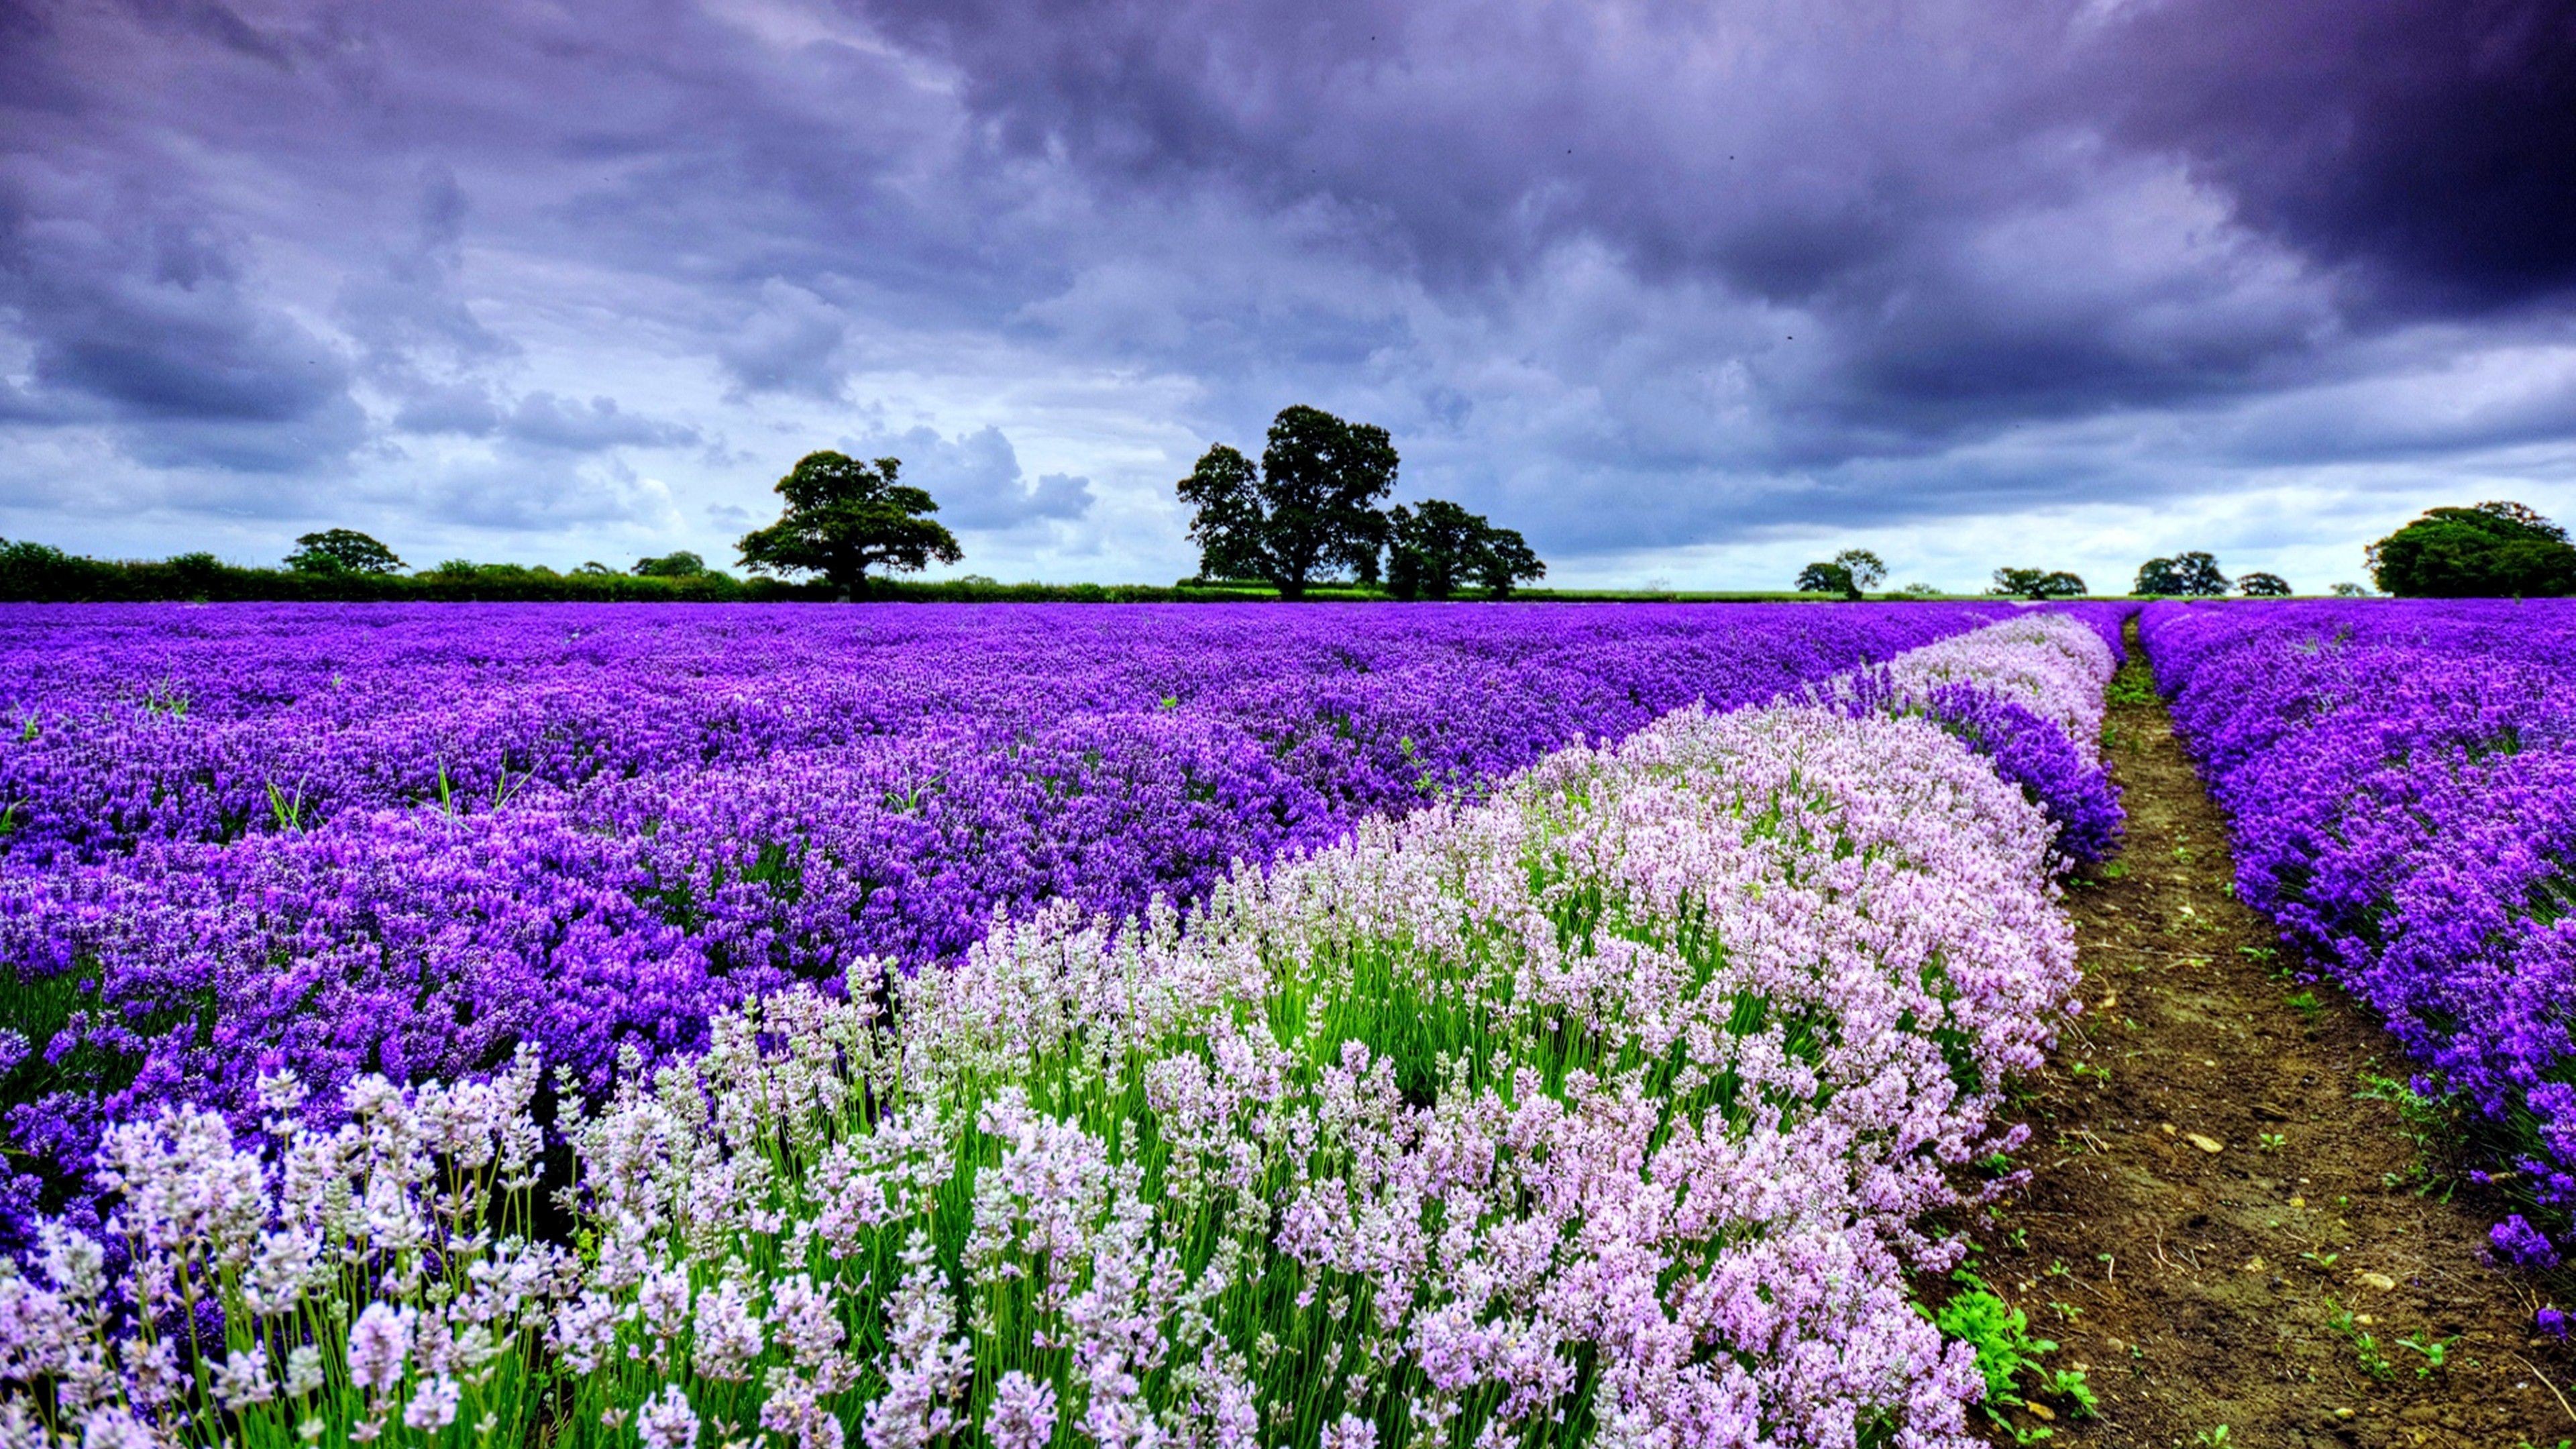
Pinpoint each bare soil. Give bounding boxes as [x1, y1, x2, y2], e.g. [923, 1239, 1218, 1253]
[1960, 628, 2576, 1448]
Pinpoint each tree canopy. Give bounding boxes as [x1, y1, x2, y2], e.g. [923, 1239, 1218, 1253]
[1794, 561, 1856, 598]
[2235, 571, 2292, 598]
[737, 452, 963, 596]
[1990, 567, 2088, 600]
[1177, 406, 1398, 599]
[2367, 500, 2576, 598]
[1387, 499, 1546, 600]
[633, 550, 707, 578]
[285, 529, 404, 576]
[2134, 551, 2229, 597]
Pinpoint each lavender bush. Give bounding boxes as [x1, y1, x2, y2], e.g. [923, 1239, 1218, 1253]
[2146, 599, 2576, 1230]
[0, 613, 2114, 1449]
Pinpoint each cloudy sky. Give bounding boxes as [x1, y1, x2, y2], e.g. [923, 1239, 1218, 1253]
[3, 0, 2571, 592]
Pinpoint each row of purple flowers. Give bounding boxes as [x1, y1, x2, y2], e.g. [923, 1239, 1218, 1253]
[2146, 599, 2576, 1258]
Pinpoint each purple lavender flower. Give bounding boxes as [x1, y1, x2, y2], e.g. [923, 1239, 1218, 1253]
[2148, 598, 2576, 1221]
[2493, 1214, 2561, 1269]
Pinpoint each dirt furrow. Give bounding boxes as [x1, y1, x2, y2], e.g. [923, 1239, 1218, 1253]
[1962, 629, 2575, 1448]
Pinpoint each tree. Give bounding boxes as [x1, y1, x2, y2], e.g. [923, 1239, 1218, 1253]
[737, 452, 963, 596]
[1794, 561, 1856, 598]
[286, 529, 404, 575]
[1177, 406, 1398, 599]
[1990, 567, 2088, 600]
[1385, 500, 1545, 600]
[2236, 571, 2291, 597]
[633, 550, 705, 578]
[2134, 551, 2228, 597]
[1470, 527, 1545, 600]
[2368, 500, 2576, 597]
[1387, 500, 1485, 600]
[1833, 549, 1887, 592]
[2329, 582, 2370, 598]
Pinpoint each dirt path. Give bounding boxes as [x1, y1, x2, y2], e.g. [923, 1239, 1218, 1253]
[1963, 628, 2576, 1448]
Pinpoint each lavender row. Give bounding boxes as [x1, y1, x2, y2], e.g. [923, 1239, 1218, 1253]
[0, 615, 2108, 1449]
[0, 603, 2024, 865]
[2145, 600, 2576, 1242]
[1, 603, 2025, 1232]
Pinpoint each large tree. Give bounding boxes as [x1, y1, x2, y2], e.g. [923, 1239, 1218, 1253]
[737, 452, 962, 596]
[2134, 551, 2229, 597]
[285, 529, 404, 575]
[1794, 548, 1886, 600]
[2368, 501, 2576, 597]
[1387, 499, 1546, 600]
[1990, 567, 2088, 600]
[1470, 528, 1546, 600]
[1177, 406, 1397, 598]
[1794, 561, 1856, 598]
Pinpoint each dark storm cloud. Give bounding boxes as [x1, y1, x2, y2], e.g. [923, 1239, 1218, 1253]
[2093, 0, 2576, 311]
[859, 0, 2573, 438]
[0, 0, 2569, 563]
[0, 178, 368, 471]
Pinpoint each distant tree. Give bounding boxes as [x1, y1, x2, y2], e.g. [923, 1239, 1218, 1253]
[286, 529, 404, 575]
[633, 550, 705, 578]
[165, 551, 223, 586]
[1990, 567, 2088, 600]
[2236, 571, 2291, 597]
[1833, 549, 1888, 592]
[2134, 551, 2228, 597]
[1386, 500, 1546, 600]
[576, 561, 616, 576]
[1470, 527, 1545, 600]
[1894, 582, 1945, 599]
[429, 559, 481, 578]
[1388, 500, 1485, 600]
[1177, 406, 1399, 600]
[737, 451, 963, 596]
[2329, 582, 2370, 598]
[2368, 500, 2576, 597]
[1795, 561, 1858, 598]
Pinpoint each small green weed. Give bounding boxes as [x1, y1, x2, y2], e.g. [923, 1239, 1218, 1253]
[2327, 1303, 2395, 1379]
[2355, 1067, 2459, 1187]
[265, 780, 305, 832]
[2105, 663, 2159, 706]
[1934, 1285, 2096, 1442]
[2395, 1331, 2456, 1378]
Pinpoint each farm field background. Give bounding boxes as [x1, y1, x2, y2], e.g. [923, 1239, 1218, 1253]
[0, 602, 2102, 1182]
[0, 602, 2132, 1449]
[9, 598, 2575, 1449]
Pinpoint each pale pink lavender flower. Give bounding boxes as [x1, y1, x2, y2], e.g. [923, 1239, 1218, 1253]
[402, 1375, 460, 1431]
[346, 1302, 413, 1397]
[637, 1385, 698, 1449]
[691, 1276, 765, 1383]
[984, 1371, 1057, 1449]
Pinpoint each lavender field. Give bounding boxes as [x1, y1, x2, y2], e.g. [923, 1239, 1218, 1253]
[0, 602, 2129, 1449]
